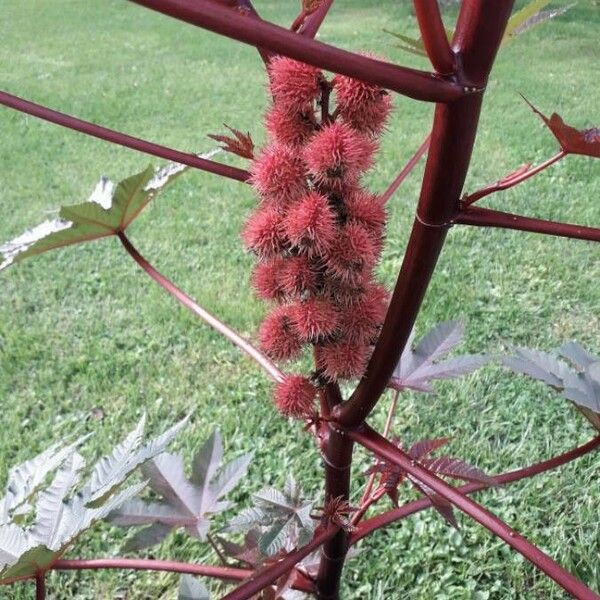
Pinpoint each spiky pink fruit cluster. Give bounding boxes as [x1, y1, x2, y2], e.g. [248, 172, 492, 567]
[243, 56, 392, 416]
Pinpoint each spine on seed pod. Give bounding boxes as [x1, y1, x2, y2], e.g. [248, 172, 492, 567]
[242, 55, 393, 417]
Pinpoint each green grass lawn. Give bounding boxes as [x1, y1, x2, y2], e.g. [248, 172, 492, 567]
[1, 1, 599, 598]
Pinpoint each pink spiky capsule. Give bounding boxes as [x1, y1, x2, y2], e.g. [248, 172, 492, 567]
[242, 206, 288, 258]
[315, 339, 370, 381]
[265, 105, 317, 147]
[323, 222, 377, 284]
[252, 258, 287, 300]
[290, 297, 340, 342]
[274, 375, 317, 418]
[282, 191, 337, 257]
[338, 283, 389, 344]
[250, 144, 307, 204]
[259, 305, 303, 361]
[303, 122, 377, 191]
[269, 56, 323, 114]
[280, 254, 319, 297]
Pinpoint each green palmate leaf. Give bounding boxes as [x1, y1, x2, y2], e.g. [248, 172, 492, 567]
[109, 430, 253, 550]
[0, 150, 219, 271]
[179, 574, 211, 600]
[390, 320, 490, 393]
[503, 342, 600, 432]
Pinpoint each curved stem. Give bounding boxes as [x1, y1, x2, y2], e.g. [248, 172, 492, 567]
[128, 0, 465, 103]
[351, 434, 600, 544]
[462, 150, 566, 206]
[52, 558, 251, 582]
[221, 527, 337, 600]
[413, 0, 455, 74]
[381, 133, 431, 204]
[0, 90, 249, 183]
[456, 206, 600, 243]
[349, 425, 600, 600]
[117, 231, 284, 382]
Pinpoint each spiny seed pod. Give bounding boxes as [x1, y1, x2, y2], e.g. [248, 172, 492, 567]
[242, 206, 288, 258]
[338, 284, 389, 344]
[259, 306, 303, 361]
[315, 339, 371, 381]
[250, 144, 307, 203]
[303, 122, 377, 190]
[280, 255, 318, 296]
[252, 258, 287, 300]
[282, 191, 337, 256]
[269, 56, 324, 114]
[290, 297, 340, 341]
[333, 72, 393, 136]
[274, 375, 317, 418]
[266, 105, 317, 147]
[324, 221, 377, 284]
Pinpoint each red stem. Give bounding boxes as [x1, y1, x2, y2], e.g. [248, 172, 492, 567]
[35, 573, 46, 600]
[117, 232, 284, 382]
[127, 0, 465, 103]
[413, 0, 455, 74]
[462, 150, 566, 206]
[299, 0, 335, 38]
[52, 557, 251, 582]
[349, 425, 600, 600]
[352, 434, 600, 544]
[380, 133, 431, 204]
[335, 0, 516, 428]
[456, 206, 600, 243]
[0, 90, 249, 183]
[221, 527, 338, 600]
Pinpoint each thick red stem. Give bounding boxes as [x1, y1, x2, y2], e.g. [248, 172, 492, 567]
[53, 558, 251, 582]
[221, 527, 337, 600]
[35, 573, 46, 600]
[299, 0, 335, 38]
[413, 0, 455, 74]
[349, 426, 600, 600]
[462, 150, 566, 206]
[128, 0, 465, 102]
[117, 232, 284, 382]
[336, 0, 515, 428]
[0, 90, 249, 183]
[381, 133, 431, 204]
[456, 206, 600, 243]
[352, 434, 600, 544]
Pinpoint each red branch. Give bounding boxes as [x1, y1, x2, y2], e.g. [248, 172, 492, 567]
[299, 0, 335, 38]
[52, 558, 251, 582]
[351, 434, 600, 544]
[117, 232, 284, 382]
[35, 573, 46, 600]
[456, 206, 600, 243]
[127, 0, 465, 103]
[462, 150, 566, 206]
[381, 133, 431, 204]
[413, 0, 455, 74]
[349, 425, 600, 600]
[0, 90, 249, 183]
[221, 526, 338, 600]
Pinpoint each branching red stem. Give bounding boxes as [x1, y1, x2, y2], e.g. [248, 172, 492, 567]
[128, 0, 464, 103]
[381, 133, 431, 204]
[413, 0, 455, 74]
[0, 90, 249, 183]
[462, 150, 566, 206]
[349, 425, 600, 600]
[117, 232, 284, 382]
[456, 206, 600, 243]
[299, 0, 335, 38]
[221, 526, 337, 600]
[351, 434, 600, 544]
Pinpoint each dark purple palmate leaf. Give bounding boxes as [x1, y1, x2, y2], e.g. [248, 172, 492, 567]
[208, 125, 255, 159]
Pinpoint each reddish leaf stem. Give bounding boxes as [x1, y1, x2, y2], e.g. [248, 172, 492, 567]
[381, 133, 431, 204]
[462, 150, 566, 206]
[52, 557, 252, 582]
[299, 0, 335, 38]
[127, 0, 465, 103]
[349, 425, 600, 600]
[413, 0, 455, 74]
[117, 232, 284, 382]
[456, 206, 600, 243]
[221, 526, 338, 600]
[35, 573, 46, 600]
[351, 434, 600, 544]
[0, 90, 249, 183]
